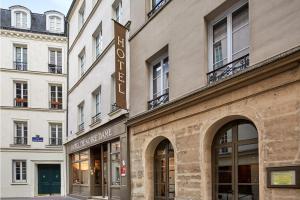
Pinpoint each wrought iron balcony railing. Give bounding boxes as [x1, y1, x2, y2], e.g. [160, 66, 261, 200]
[49, 101, 63, 109]
[91, 112, 101, 124]
[78, 122, 84, 132]
[48, 64, 62, 74]
[49, 138, 62, 146]
[148, 0, 167, 18]
[14, 98, 28, 107]
[14, 61, 27, 71]
[148, 92, 169, 110]
[207, 54, 250, 84]
[14, 137, 28, 145]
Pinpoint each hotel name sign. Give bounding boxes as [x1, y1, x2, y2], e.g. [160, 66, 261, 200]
[68, 122, 125, 153]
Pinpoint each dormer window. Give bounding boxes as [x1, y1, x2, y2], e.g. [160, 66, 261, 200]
[15, 11, 27, 28]
[10, 6, 31, 29]
[45, 11, 65, 33]
[49, 16, 62, 32]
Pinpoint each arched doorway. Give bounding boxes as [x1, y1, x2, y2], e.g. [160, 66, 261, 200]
[212, 120, 259, 200]
[154, 139, 175, 200]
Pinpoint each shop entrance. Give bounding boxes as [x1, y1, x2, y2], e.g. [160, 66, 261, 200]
[38, 164, 61, 195]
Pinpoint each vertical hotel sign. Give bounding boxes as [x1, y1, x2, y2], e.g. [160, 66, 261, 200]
[114, 21, 127, 109]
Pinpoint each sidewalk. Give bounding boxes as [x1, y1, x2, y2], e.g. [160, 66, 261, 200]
[1, 196, 79, 200]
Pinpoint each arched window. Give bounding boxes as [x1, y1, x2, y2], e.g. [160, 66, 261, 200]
[15, 11, 27, 28]
[212, 120, 259, 200]
[49, 16, 62, 32]
[154, 139, 175, 200]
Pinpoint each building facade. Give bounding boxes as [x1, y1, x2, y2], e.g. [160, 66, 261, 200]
[0, 6, 67, 198]
[128, 0, 300, 200]
[65, 0, 130, 199]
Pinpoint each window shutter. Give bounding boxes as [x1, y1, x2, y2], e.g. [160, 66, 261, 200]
[57, 51, 62, 66]
[50, 51, 56, 65]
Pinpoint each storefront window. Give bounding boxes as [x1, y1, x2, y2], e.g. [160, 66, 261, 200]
[71, 151, 89, 185]
[111, 141, 121, 185]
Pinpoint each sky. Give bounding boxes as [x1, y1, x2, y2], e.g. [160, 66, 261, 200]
[0, 0, 73, 15]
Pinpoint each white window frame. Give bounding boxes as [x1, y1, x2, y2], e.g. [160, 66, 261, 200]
[49, 16, 62, 32]
[95, 90, 101, 115]
[95, 30, 103, 57]
[208, 0, 249, 72]
[49, 123, 62, 145]
[78, 103, 84, 126]
[111, 73, 116, 105]
[49, 49, 62, 66]
[14, 45, 27, 64]
[14, 81, 28, 107]
[14, 121, 28, 145]
[13, 160, 27, 183]
[113, 0, 122, 23]
[49, 84, 63, 109]
[78, 1, 86, 29]
[150, 54, 169, 100]
[79, 49, 86, 77]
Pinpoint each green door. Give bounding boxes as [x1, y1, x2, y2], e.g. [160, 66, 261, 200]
[38, 164, 61, 195]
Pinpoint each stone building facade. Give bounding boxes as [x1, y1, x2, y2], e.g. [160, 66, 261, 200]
[127, 0, 300, 200]
[0, 5, 67, 198]
[65, 0, 130, 199]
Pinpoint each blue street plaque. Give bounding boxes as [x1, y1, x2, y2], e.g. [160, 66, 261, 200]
[32, 135, 43, 142]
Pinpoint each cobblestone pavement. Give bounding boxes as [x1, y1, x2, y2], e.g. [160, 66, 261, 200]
[1, 196, 79, 200]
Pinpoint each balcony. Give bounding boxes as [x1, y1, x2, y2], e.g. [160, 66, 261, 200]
[207, 54, 250, 84]
[91, 113, 101, 124]
[49, 138, 62, 146]
[14, 137, 28, 145]
[148, 92, 169, 110]
[49, 101, 62, 109]
[48, 64, 62, 74]
[78, 122, 84, 132]
[148, 0, 168, 18]
[14, 98, 28, 107]
[14, 61, 27, 71]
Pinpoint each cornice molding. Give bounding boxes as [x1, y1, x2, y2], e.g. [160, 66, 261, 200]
[127, 46, 300, 127]
[0, 68, 67, 77]
[0, 29, 67, 43]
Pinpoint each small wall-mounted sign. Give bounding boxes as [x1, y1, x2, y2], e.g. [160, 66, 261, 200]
[32, 135, 43, 142]
[267, 166, 300, 188]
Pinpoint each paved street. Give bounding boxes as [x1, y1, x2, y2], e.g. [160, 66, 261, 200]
[1, 197, 79, 200]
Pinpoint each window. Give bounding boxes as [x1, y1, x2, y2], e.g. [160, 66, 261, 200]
[110, 74, 118, 112]
[148, 0, 167, 17]
[14, 46, 27, 71]
[15, 11, 27, 28]
[49, 123, 62, 145]
[49, 16, 62, 32]
[71, 151, 89, 185]
[15, 82, 28, 107]
[111, 141, 121, 185]
[209, 4, 250, 70]
[154, 139, 175, 200]
[212, 120, 259, 200]
[114, 1, 122, 23]
[78, 2, 85, 29]
[148, 56, 169, 109]
[79, 50, 86, 77]
[92, 88, 101, 124]
[13, 160, 26, 182]
[95, 30, 103, 57]
[49, 49, 62, 74]
[14, 121, 28, 145]
[50, 85, 62, 109]
[78, 103, 84, 131]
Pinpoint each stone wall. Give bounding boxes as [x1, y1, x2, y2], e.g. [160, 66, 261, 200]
[129, 64, 300, 200]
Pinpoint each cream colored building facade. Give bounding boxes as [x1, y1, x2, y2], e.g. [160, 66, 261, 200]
[0, 6, 67, 198]
[128, 0, 300, 200]
[66, 0, 130, 199]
